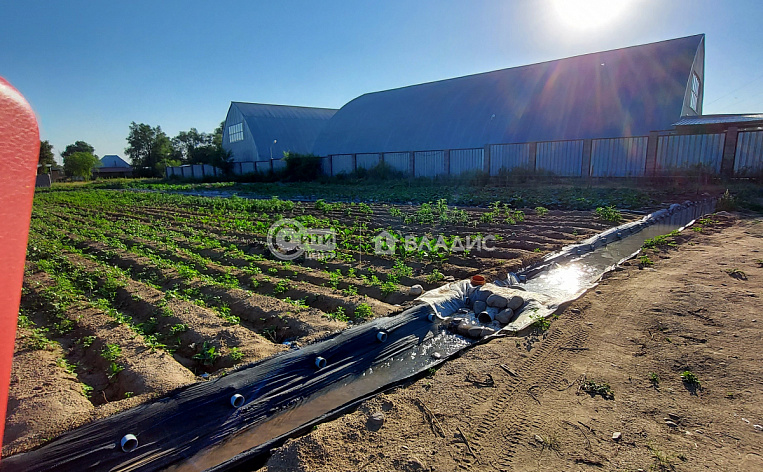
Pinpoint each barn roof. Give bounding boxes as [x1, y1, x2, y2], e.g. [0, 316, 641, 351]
[231, 102, 337, 159]
[313, 34, 705, 156]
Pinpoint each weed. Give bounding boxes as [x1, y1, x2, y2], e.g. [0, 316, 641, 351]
[680, 370, 701, 387]
[535, 206, 549, 217]
[124, 391, 134, 399]
[642, 230, 679, 249]
[725, 268, 747, 280]
[193, 341, 220, 366]
[81, 384, 94, 398]
[716, 189, 737, 211]
[648, 372, 660, 385]
[579, 379, 614, 399]
[530, 313, 551, 332]
[647, 442, 675, 471]
[595, 205, 622, 224]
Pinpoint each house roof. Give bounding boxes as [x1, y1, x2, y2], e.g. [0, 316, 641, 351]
[313, 34, 705, 155]
[100, 155, 131, 168]
[672, 114, 763, 127]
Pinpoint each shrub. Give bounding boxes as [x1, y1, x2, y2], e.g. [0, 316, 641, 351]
[283, 153, 323, 181]
[595, 206, 622, 224]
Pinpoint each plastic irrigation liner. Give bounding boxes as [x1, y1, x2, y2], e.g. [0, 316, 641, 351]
[0, 199, 716, 472]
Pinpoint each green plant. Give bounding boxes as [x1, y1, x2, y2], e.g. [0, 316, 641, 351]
[535, 206, 549, 217]
[107, 362, 124, 379]
[193, 341, 220, 366]
[647, 442, 676, 471]
[354, 303, 373, 319]
[100, 343, 122, 362]
[56, 358, 77, 374]
[426, 268, 445, 284]
[639, 255, 654, 267]
[124, 391, 134, 399]
[680, 370, 701, 387]
[530, 313, 551, 332]
[648, 372, 660, 385]
[579, 379, 614, 399]
[169, 323, 189, 335]
[228, 346, 244, 362]
[81, 384, 94, 398]
[327, 306, 349, 322]
[76, 335, 96, 348]
[715, 189, 737, 211]
[594, 205, 622, 224]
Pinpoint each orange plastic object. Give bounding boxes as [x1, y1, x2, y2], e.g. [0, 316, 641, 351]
[0, 78, 39, 455]
[470, 275, 486, 286]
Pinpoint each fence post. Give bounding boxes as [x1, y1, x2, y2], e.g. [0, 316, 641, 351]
[645, 131, 659, 177]
[409, 151, 415, 177]
[529, 142, 537, 173]
[329, 155, 334, 177]
[379, 152, 384, 165]
[720, 126, 739, 177]
[352, 154, 357, 173]
[444, 149, 450, 176]
[483, 144, 491, 174]
[581, 139, 592, 177]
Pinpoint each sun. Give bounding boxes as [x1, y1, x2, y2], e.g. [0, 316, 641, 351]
[552, 0, 631, 30]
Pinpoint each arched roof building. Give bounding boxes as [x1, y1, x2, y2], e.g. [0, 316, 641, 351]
[222, 102, 337, 162]
[313, 34, 705, 156]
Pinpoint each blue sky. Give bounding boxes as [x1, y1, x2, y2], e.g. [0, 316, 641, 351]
[2, 0, 763, 162]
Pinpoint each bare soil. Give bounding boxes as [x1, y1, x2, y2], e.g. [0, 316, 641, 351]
[263, 214, 763, 472]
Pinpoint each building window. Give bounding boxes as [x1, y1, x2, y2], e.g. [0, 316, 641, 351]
[690, 73, 700, 111]
[228, 123, 244, 143]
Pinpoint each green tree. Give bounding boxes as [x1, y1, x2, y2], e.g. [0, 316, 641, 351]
[61, 141, 97, 160]
[38, 140, 56, 173]
[63, 152, 100, 180]
[171, 122, 232, 173]
[125, 122, 172, 177]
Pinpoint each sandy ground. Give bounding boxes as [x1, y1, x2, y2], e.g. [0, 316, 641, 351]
[263, 214, 763, 472]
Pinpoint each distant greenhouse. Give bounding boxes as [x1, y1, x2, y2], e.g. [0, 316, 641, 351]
[222, 102, 337, 162]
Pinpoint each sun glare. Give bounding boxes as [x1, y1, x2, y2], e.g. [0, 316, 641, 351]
[552, 0, 631, 30]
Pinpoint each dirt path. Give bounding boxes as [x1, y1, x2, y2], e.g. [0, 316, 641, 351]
[264, 215, 763, 472]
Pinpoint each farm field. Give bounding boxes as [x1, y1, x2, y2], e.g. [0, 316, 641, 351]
[5, 187, 637, 455]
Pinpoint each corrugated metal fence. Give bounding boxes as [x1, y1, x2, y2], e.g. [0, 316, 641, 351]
[734, 131, 763, 175]
[168, 129, 763, 179]
[656, 133, 725, 173]
[590, 137, 648, 177]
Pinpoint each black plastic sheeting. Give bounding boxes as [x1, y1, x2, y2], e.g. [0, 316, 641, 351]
[1, 305, 468, 472]
[2, 200, 715, 472]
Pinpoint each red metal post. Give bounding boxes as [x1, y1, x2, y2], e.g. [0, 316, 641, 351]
[0, 77, 39, 455]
